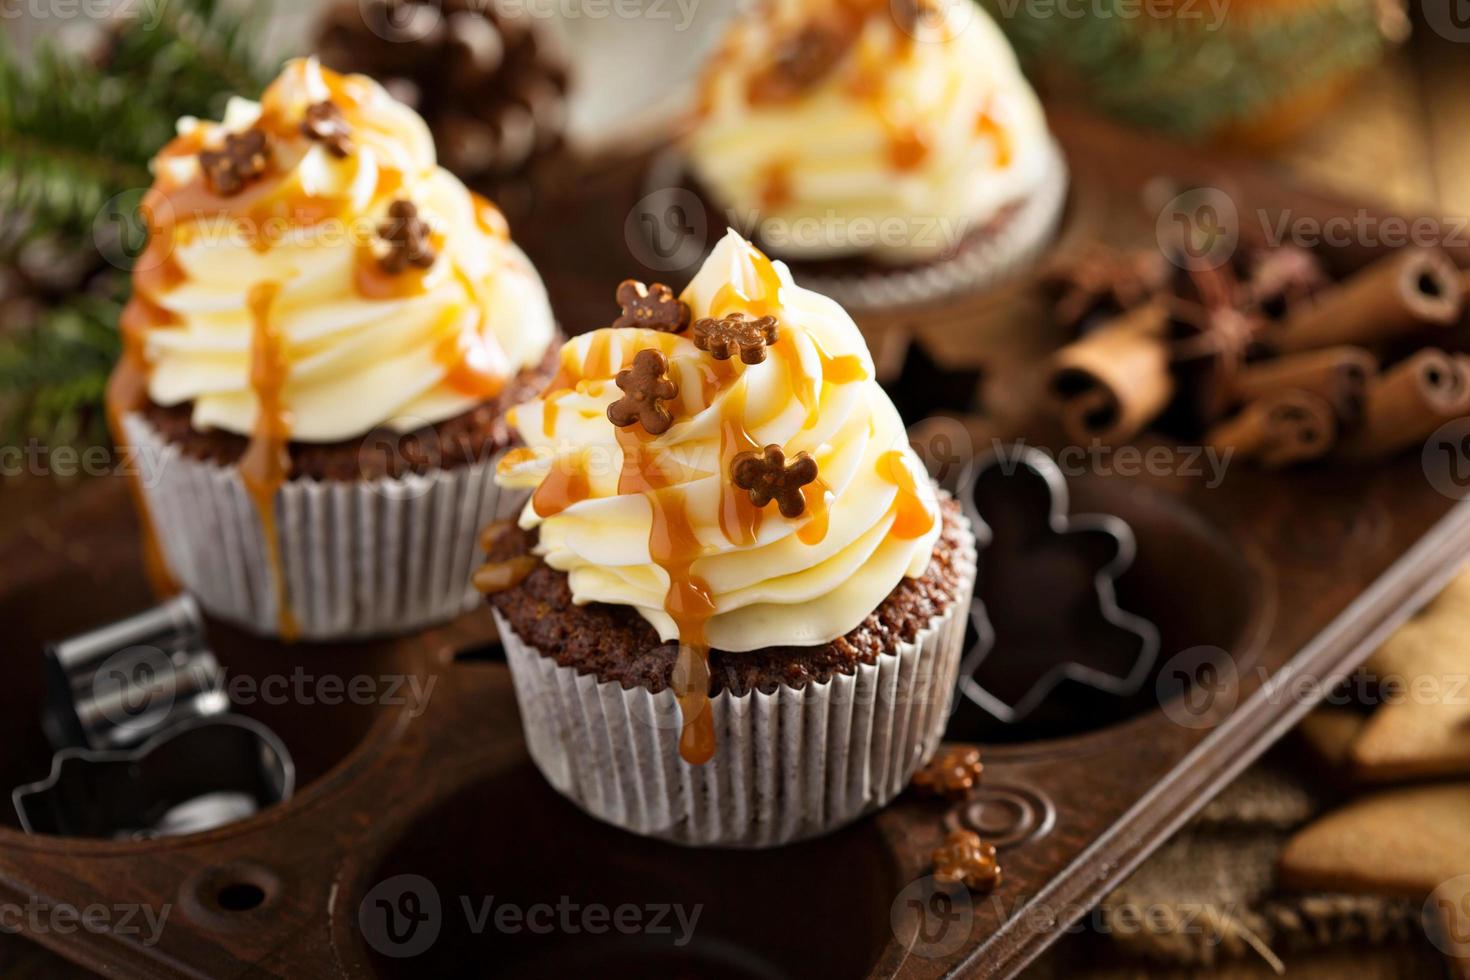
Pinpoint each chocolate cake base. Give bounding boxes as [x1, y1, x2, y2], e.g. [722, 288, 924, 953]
[486, 499, 969, 697]
[141, 343, 559, 481]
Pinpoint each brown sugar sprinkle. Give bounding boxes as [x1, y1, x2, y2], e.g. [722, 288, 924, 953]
[199, 129, 272, 196]
[911, 746, 984, 800]
[613, 279, 691, 333]
[694, 312, 779, 364]
[473, 555, 539, 595]
[378, 200, 437, 274]
[607, 349, 679, 436]
[747, 23, 855, 105]
[301, 100, 354, 158]
[932, 830, 1002, 892]
[731, 444, 818, 519]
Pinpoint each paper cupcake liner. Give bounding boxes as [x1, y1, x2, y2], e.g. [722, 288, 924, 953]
[494, 523, 977, 848]
[794, 138, 1070, 311]
[123, 412, 526, 641]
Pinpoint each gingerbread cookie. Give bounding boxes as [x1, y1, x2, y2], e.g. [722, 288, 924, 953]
[1279, 783, 1470, 897]
[1351, 570, 1470, 781]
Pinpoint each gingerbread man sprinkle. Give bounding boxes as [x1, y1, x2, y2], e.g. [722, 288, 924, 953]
[378, 200, 437, 274]
[613, 280, 691, 333]
[301, 100, 354, 158]
[731, 444, 818, 519]
[932, 830, 1002, 892]
[911, 747, 985, 800]
[199, 129, 271, 196]
[694, 313, 779, 364]
[608, 349, 679, 436]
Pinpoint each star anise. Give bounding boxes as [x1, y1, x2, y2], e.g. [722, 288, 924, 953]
[378, 200, 437, 274]
[612, 279, 690, 333]
[1043, 245, 1171, 332]
[199, 129, 272, 196]
[301, 100, 354, 158]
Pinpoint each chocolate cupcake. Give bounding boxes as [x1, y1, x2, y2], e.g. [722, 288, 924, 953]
[679, 0, 1067, 310]
[479, 230, 977, 846]
[108, 59, 558, 640]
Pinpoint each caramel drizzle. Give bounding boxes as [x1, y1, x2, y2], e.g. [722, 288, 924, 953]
[877, 449, 935, 539]
[240, 282, 300, 639]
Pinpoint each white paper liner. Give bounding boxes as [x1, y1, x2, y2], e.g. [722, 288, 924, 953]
[123, 412, 526, 641]
[494, 525, 977, 848]
[794, 138, 1070, 311]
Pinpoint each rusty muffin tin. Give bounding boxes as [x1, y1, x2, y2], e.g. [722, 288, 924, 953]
[3, 112, 1470, 979]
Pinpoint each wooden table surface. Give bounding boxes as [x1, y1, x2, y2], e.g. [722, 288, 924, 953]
[2, 26, 1468, 980]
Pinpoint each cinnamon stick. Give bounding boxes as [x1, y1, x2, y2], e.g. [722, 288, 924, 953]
[1271, 247, 1464, 354]
[1206, 390, 1337, 470]
[1047, 302, 1173, 445]
[1232, 347, 1379, 428]
[1338, 348, 1470, 460]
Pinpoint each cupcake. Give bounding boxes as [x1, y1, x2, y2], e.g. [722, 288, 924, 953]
[480, 229, 978, 846]
[107, 58, 558, 641]
[679, 0, 1067, 310]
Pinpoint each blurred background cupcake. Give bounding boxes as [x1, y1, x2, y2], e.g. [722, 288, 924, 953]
[677, 0, 1068, 309]
[109, 58, 558, 641]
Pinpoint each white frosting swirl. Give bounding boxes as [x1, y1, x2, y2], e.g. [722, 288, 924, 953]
[133, 58, 555, 442]
[686, 0, 1052, 263]
[498, 230, 942, 652]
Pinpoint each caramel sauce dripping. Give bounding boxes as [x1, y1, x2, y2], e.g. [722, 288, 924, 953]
[532, 453, 591, 518]
[239, 282, 299, 640]
[431, 301, 508, 401]
[710, 240, 784, 318]
[797, 480, 833, 546]
[878, 449, 935, 540]
[616, 426, 676, 496]
[717, 385, 764, 547]
[648, 487, 718, 765]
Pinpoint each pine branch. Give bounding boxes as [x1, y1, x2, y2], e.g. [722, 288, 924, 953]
[0, 0, 283, 450]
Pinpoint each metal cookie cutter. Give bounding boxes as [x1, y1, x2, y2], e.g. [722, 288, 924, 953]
[14, 596, 295, 839]
[958, 446, 1161, 724]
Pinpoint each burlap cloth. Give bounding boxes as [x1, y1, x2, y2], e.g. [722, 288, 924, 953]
[1024, 750, 1440, 978]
